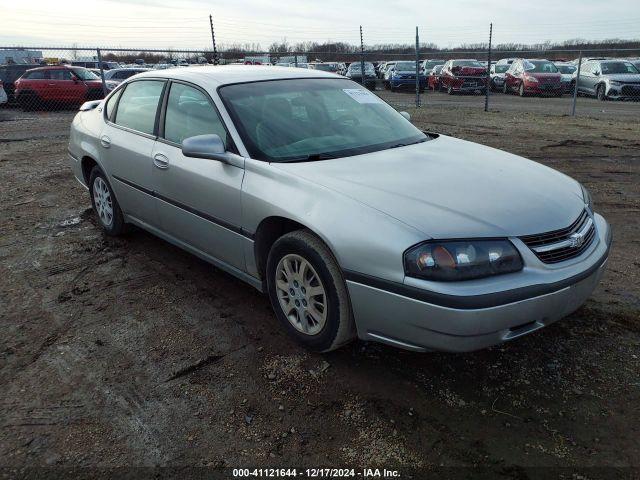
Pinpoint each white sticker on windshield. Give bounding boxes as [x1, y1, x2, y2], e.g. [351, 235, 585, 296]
[342, 88, 383, 104]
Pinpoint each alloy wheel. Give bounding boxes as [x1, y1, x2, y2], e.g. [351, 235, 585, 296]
[93, 176, 114, 227]
[275, 254, 327, 336]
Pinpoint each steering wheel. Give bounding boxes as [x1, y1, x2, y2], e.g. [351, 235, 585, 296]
[334, 114, 360, 127]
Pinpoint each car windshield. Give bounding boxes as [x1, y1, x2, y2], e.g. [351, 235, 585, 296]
[523, 60, 559, 73]
[556, 65, 576, 74]
[219, 78, 428, 163]
[395, 62, 418, 71]
[423, 60, 445, 69]
[72, 68, 99, 80]
[453, 60, 483, 67]
[600, 61, 639, 74]
[494, 65, 509, 73]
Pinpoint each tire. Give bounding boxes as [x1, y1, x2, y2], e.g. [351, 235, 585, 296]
[88, 166, 127, 236]
[597, 84, 607, 101]
[266, 230, 355, 352]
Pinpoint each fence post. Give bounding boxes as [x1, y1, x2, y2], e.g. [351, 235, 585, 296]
[294, 54, 298, 67]
[415, 26, 420, 107]
[359, 25, 366, 88]
[96, 48, 107, 96]
[484, 23, 492, 112]
[209, 14, 219, 65]
[571, 51, 583, 116]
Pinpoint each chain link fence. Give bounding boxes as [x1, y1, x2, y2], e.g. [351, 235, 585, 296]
[1, 44, 639, 118]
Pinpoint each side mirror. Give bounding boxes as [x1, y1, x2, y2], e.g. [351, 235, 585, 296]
[399, 111, 411, 121]
[182, 134, 227, 162]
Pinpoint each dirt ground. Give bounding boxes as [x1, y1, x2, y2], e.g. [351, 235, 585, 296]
[1, 98, 639, 477]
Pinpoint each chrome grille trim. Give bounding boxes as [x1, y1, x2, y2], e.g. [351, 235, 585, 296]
[520, 210, 597, 264]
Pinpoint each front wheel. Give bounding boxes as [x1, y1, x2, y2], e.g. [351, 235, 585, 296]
[89, 166, 127, 236]
[597, 84, 608, 101]
[266, 230, 355, 352]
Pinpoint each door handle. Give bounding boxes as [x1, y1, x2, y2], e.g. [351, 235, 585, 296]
[153, 153, 169, 169]
[100, 135, 111, 148]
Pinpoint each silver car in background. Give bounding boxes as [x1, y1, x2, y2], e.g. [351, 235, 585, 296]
[575, 59, 640, 100]
[68, 66, 611, 353]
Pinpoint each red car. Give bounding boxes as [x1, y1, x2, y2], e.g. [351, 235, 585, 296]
[440, 59, 488, 95]
[503, 59, 563, 97]
[14, 66, 106, 110]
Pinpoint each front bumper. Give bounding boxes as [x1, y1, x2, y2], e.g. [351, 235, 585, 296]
[346, 214, 611, 353]
[390, 78, 426, 88]
[524, 83, 563, 95]
[606, 84, 640, 100]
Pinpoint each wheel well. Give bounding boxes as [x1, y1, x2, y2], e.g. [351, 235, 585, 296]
[81, 156, 98, 186]
[253, 216, 308, 278]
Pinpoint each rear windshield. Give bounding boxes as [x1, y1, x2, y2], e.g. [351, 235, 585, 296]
[453, 60, 483, 67]
[523, 60, 559, 73]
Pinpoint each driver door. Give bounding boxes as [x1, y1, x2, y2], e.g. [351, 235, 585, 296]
[151, 81, 245, 270]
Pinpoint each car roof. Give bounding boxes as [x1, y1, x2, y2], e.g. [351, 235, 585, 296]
[25, 65, 75, 72]
[134, 65, 338, 87]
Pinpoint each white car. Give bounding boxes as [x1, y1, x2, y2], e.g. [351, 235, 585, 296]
[0, 80, 8, 105]
[103, 68, 150, 84]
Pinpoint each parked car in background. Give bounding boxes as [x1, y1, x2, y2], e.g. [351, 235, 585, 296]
[420, 59, 446, 77]
[503, 59, 563, 97]
[0, 79, 7, 105]
[14, 66, 114, 110]
[293, 63, 309, 69]
[154, 63, 174, 70]
[71, 61, 120, 70]
[346, 61, 376, 89]
[440, 59, 487, 95]
[574, 59, 640, 101]
[555, 62, 577, 93]
[381, 62, 396, 82]
[428, 65, 444, 91]
[496, 58, 517, 67]
[0, 64, 34, 104]
[376, 62, 387, 78]
[103, 68, 150, 84]
[388, 61, 425, 92]
[68, 66, 610, 353]
[490, 63, 509, 91]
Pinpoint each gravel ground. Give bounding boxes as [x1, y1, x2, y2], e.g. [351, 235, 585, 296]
[0, 99, 639, 477]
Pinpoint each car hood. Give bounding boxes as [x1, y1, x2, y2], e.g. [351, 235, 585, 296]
[274, 135, 585, 239]
[603, 73, 640, 82]
[451, 66, 487, 76]
[527, 72, 561, 80]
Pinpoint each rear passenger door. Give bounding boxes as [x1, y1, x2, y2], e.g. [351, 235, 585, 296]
[100, 79, 166, 228]
[151, 81, 246, 270]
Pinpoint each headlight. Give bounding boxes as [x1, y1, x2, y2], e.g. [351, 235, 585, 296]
[404, 239, 523, 281]
[525, 75, 539, 83]
[581, 184, 594, 211]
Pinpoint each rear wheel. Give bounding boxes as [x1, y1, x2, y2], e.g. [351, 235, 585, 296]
[266, 230, 355, 352]
[89, 166, 126, 236]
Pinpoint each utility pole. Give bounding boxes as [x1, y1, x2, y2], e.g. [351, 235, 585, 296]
[484, 23, 492, 112]
[209, 14, 219, 65]
[415, 26, 420, 107]
[96, 48, 107, 96]
[572, 51, 583, 116]
[360, 25, 366, 87]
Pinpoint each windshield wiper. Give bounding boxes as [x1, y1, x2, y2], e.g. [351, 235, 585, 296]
[387, 137, 429, 150]
[280, 152, 339, 163]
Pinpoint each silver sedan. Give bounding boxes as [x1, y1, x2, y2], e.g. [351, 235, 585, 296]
[68, 66, 611, 353]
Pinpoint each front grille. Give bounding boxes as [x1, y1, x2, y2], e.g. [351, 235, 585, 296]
[621, 85, 640, 96]
[520, 210, 596, 264]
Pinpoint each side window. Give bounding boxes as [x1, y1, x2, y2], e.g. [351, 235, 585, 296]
[105, 88, 123, 121]
[163, 83, 228, 146]
[114, 80, 165, 135]
[49, 70, 73, 81]
[25, 70, 46, 80]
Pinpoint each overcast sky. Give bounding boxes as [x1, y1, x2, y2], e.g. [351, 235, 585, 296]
[1, 0, 639, 51]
